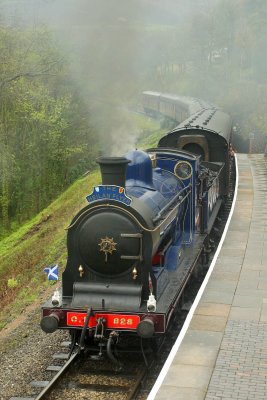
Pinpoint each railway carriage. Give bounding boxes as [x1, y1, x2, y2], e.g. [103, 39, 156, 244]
[142, 91, 214, 123]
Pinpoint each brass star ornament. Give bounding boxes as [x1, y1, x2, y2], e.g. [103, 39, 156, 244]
[98, 237, 117, 262]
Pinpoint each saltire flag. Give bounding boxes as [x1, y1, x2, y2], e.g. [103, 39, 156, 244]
[44, 264, 58, 281]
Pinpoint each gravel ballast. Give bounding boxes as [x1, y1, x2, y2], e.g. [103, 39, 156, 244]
[0, 303, 69, 400]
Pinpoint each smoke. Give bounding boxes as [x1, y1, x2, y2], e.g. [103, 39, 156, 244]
[67, 2, 144, 155]
[2, 0, 266, 154]
[47, 0, 145, 156]
[0, 0, 206, 156]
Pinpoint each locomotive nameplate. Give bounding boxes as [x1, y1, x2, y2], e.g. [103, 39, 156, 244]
[86, 185, 132, 206]
[67, 312, 140, 329]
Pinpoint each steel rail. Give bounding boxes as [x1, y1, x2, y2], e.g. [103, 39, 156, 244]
[34, 349, 79, 400]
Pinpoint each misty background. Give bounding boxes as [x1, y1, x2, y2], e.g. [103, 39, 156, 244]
[0, 0, 266, 232]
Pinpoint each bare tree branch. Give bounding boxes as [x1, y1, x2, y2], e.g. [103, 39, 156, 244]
[0, 58, 63, 89]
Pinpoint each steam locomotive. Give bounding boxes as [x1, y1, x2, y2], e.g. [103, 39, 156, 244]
[40, 92, 234, 360]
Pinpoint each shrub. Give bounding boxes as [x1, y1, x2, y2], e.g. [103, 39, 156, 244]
[7, 278, 18, 289]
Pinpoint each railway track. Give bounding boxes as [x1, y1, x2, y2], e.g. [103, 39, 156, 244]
[10, 338, 157, 400]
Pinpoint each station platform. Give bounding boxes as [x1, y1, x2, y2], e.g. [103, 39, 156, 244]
[148, 154, 267, 400]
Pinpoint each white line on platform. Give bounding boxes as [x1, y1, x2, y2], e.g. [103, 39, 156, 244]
[147, 155, 239, 400]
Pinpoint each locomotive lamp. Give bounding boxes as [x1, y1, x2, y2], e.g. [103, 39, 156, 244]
[78, 265, 84, 277]
[51, 289, 60, 306]
[132, 267, 138, 280]
[149, 153, 157, 168]
[147, 293, 157, 312]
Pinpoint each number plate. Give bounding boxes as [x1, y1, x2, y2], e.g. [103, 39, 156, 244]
[67, 312, 140, 329]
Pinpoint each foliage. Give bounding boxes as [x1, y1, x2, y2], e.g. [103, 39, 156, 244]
[0, 24, 99, 235]
[7, 278, 18, 289]
[137, 0, 267, 150]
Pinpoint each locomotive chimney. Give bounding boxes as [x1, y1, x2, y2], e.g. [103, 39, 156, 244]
[96, 156, 130, 187]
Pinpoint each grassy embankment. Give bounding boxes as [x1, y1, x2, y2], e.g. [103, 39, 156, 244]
[0, 114, 165, 330]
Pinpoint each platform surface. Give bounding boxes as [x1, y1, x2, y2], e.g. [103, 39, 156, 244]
[152, 154, 267, 400]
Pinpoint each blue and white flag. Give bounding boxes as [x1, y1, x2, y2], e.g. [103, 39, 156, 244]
[44, 264, 58, 281]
